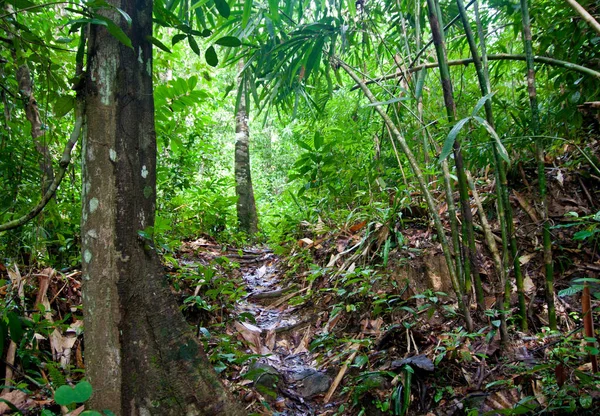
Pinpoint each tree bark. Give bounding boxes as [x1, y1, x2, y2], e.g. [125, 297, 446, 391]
[235, 60, 258, 234]
[81, 0, 244, 414]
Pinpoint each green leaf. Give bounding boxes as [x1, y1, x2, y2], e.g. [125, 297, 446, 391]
[7, 312, 23, 343]
[580, 394, 593, 409]
[414, 69, 427, 100]
[348, 0, 356, 17]
[80, 412, 103, 416]
[99, 17, 133, 49]
[8, 0, 36, 9]
[242, 0, 252, 28]
[205, 45, 218, 67]
[213, 0, 230, 18]
[146, 36, 171, 53]
[0, 397, 21, 414]
[471, 91, 495, 116]
[54, 381, 93, 405]
[54, 96, 75, 118]
[304, 37, 324, 80]
[440, 117, 471, 161]
[215, 36, 241, 47]
[268, 0, 279, 22]
[172, 33, 187, 45]
[472, 116, 510, 165]
[114, 7, 132, 25]
[573, 230, 594, 240]
[0, 320, 7, 360]
[313, 131, 323, 150]
[558, 285, 583, 297]
[297, 140, 312, 151]
[187, 35, 200, 55]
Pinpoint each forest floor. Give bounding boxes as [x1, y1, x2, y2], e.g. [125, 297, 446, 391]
[1, 162, 600, 415]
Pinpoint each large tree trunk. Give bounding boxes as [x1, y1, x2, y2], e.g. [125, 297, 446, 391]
[81, 0, 244, 414]
[235, 60, 258, 234]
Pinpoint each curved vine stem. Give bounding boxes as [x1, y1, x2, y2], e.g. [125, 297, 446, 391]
[0, 101, 84, 232]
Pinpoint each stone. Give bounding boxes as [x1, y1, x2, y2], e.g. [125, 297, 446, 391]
[298, 370, 332, 398]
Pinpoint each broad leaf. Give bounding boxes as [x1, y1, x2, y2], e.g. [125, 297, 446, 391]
[187, 35, 200, 55]
[172, 33, 187, 45]
[7, 312, 23, 343]
[54, 381, 93, 405]
[214, 0, 230, 18]
[313, 131, 323, 150]
[147, 36, 172, 53]
[205, 45, 218, 67]
[472, 116, 510, 165]
[471, 91, 496, 116]
[242, 0, 252, 28]
[215, 36, 241, 47]
[268, 0, 279, 22]
[440, 117, 471, 161]
[54, 96, 75, 118]
[95, 16, 133, 48]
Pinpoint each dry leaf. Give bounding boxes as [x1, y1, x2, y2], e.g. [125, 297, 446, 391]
[234, 322, 263, 354]
[0, 390, 27, 414]
[519, 253, 536, 266]
[298, 238, 313, 248]
[349, 221, 367, 233]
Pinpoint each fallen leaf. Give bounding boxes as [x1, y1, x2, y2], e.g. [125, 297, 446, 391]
[234, 322, 263, 354]
[0, 390, 27, 414]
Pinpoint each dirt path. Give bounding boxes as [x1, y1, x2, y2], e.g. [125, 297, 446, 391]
[180, 242, 333, 415]
[235, 251, 332, 415]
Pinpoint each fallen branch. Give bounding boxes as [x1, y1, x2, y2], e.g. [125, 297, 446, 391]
[323, 337, 363, 403]
[248, 284, 297, 300]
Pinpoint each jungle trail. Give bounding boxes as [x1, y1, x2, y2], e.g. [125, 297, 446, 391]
[1, 0, 600, 415]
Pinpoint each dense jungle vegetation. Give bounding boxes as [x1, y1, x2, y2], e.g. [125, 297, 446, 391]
[1, 0, 600, 414]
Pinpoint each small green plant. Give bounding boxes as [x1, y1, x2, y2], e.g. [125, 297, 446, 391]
[40, 380, 115, 416]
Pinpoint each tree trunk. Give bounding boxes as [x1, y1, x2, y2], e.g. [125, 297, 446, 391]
[235, 60, 258, 234]
[17, 65, 54, 193]
[81, 0, 244, 414]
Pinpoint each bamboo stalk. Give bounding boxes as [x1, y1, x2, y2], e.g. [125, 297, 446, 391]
[565, 0, 600, 35]
[467, 172, 509, 342]
[520, 0, 557, 330]
[426, 0, 485, 313]
[335, 57, 473, 331]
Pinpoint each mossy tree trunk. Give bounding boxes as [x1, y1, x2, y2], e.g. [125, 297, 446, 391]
[235, 60, 258, 234]
[81, 0, 245, 414]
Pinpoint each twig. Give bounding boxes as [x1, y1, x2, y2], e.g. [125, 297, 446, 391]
[323, 337, 363, 403]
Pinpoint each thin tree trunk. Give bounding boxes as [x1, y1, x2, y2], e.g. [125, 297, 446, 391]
[336, 57, 473, 331]
[520, 0, 556, 330]
[17, 65, 54, 193]
[235, 60, 258, 234]
[82, 0, 244, 413]
[426, 0, 485, 313]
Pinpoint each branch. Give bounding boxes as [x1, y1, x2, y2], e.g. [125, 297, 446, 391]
[565, 0, 600, 36]
[351, 53, 600, 91]
[0, 101, 84, 232]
